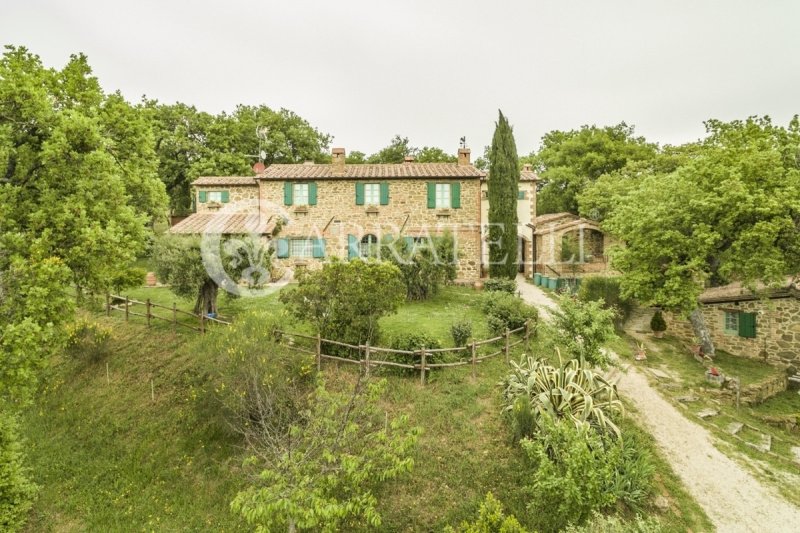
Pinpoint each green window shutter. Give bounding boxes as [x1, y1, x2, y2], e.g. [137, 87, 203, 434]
[312, 238, 326, 258]
[427, 182, 436, 208]
[221, 190, 230, 203]
[355, 182, 365, 205]
[738, 312, 757, 338]
[380, 182, 390, 205]
[347, 234, 358, 259]
[451, 182, 461, 208]
[283, 182, 293, 206]
[276, 238, 289, 258]
[404, 236, 414, 250]
[198, 191, 207, 203]
[517, 190, 525, 200]
[308, 182, 318, 205]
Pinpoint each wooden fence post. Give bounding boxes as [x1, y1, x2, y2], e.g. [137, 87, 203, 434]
[504, 328, 510, 363]
[199, 312, 205, 334]
[316, 332, 322, 371]
[106, 293, 110, 317]
[146, 299, 152, 328]
[419, 350, 427, 386]
[364, 341, 371, 378]
[125, 296, 129, 322]
[471, 341, 477, 379]
[524, 319, 531, 350]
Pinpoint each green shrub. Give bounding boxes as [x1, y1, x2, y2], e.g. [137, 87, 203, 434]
[551, 297, 617, 367]
[445, 492, 529, 533]
[0, 413, 37, 532]
[484, 278, 517, 294]
[577, 276, 634, 324]
[649, 311, 667, 333]
[64, 318, 112, 362]
[521, 418, 654, 533]
[450, 320, 473, 347]
[502, 355, 623, 440]
[381, 233, 457, 300]
[480, 292, 538, 336]
[388, 332, 450, 370]
[200, 310, 316, 438]
[280, 259, 406, 352]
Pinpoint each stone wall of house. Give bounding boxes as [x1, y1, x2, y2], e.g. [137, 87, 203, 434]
[194, 184, 260, 213]
[663, 297, 800, 365]
[259, 178, 482, 281]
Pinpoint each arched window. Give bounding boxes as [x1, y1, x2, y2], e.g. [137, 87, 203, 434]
[360, 234, 379, 257]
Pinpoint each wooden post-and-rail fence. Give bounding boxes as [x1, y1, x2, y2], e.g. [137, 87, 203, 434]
[105, 293, 535, 385]
[106, 293, 231, 334]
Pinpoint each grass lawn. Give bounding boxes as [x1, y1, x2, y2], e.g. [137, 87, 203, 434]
[21, 286, 711, 532]
[617, 332, 800, 507]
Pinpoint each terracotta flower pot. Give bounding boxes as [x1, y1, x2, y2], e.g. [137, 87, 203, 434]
[473, 280, 485, 291]
[146, 272, 157, 287]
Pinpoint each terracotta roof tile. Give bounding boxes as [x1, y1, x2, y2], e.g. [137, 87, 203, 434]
[169, 213, 275, 235]
[520, 170, 540, 182]
[258, 163, 484, 179]
[193, 176, 257, 186]
[699, 276, 798, 303]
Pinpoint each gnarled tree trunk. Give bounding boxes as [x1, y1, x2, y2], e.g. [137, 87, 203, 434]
[689, 307, 715, 357]
[194, 279, 218, 315]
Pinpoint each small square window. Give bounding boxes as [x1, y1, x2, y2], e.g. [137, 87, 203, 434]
[290, 238, 313, 258]
[435, 183, 451, 208]
[364, 183, 380, 205]
[207, 191, 223, 203]
[293, 184, 309, 206]
[723, 311, 739, 335]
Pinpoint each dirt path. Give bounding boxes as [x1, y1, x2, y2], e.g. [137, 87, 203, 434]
[515, 277, 800, 532]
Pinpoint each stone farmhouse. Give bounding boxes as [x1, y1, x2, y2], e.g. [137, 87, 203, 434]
[172, 148, 618, 283]
[171, 147, 485, 281]
[663, 278, 800, 366]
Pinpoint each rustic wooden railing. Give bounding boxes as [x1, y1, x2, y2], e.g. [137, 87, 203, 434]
[106, 293, 534, 385]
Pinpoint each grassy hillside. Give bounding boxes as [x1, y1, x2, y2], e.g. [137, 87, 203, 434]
[21, 288, 712, 531]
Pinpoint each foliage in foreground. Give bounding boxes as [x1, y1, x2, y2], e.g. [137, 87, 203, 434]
[562, 512, 662, 533]
[521, 418, 654, 532]
[231, 377, 420, 531]
[281, 259, 406, 348]
[501, 355, 623, 440]
[445, 492, 529, 533]
[484, 278, 517, 294]
[0, 413, 37, 532]
[551, 297, 617, 366]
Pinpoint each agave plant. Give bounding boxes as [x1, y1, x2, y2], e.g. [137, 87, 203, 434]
[501, 351, 623, 439]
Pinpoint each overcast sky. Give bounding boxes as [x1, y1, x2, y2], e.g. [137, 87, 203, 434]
[3, 1, 799, 156]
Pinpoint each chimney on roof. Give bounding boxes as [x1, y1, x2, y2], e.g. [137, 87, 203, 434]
[403, 155, 415, 163]
[331, 147, 345, 175]
[523, 163, 532, 172]
[458, 147, 471, 166]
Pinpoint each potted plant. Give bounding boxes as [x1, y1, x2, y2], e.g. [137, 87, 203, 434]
[650, 310, 667, 339]
[634, 341, 647, 361]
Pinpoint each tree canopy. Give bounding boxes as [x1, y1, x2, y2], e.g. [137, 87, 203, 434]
[532, 123, 657, 216]
[602, 116, 800, 353]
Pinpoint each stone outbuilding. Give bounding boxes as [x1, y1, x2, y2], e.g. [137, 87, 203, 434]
[663, 277, 800, 365]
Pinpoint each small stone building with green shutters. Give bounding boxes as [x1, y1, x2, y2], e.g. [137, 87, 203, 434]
[663, 278, 800, 365]
[171, 147, 484, 281]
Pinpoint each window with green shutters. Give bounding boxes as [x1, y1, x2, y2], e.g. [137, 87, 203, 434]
[356, 182, 389, 205]
[198, 190, 230, 203]
[427, 182, 460, 208]
[723, 311, 739, 334]
[518, 190, 526, 200]
[738, 312, 757, 338]
[276, 238, 325, 259]
[284, 182, 317, 206]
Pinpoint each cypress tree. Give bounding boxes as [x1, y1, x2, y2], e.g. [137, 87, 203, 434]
[487, 110, 520, 279]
